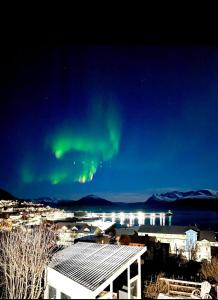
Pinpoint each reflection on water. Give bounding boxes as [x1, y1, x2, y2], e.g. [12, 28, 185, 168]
[102, 212, 172, 227]
[106, 210, 217, 230]
[68, 205, 218, 230]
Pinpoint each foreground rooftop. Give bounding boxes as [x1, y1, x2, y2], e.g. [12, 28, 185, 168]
[49, 242, 145, 291]
[46, 242, 146, 299]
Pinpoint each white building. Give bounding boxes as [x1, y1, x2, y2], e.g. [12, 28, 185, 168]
[138, 225, 217, 261]
[46, 211, 75, 221]
[81, 220, 115, 233]
[45, 242, 147, 299]
[55, 222, 99, 246]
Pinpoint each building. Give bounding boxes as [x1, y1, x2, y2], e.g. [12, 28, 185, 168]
[55, 222, 99, 246]
[46, 211, 75, 221]
[81, 220, 116, 233]
[115, 227, 139, 237]
[197, 230, 218, 261]
[74, 234, 112, 244]
[115, 229, 169, 266]
[45, 242, 147, 299]
[138, 225, 218, 261]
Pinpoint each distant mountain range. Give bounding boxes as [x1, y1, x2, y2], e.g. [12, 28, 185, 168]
[0, 188, 217, 211]
[73, 195, 115, 206]
[146, 189, 218, 202]
[42, 195, 116, 208]
[146, 189, 218, 211]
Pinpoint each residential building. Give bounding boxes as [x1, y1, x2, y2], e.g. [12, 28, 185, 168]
[138, 225, 218, 261]
[55, 222, 99, 246]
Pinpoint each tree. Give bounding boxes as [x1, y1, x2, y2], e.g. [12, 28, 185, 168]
[96, 236, 110, 244]
[144, 273, 168, 299]
[201, 257, 218, 283]
[190, 244, 199, 261]
[107, 227, 116, 244]
[0, 225, 57, 299]
[0, 219, 12, 231]
[119, 234, 131, 245]
[95, 227, 103, 237]
[108, 227, 116, 238]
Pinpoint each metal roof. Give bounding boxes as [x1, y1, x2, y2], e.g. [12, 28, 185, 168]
[49, 242, 146, 292]
[138, 225, 198, 235]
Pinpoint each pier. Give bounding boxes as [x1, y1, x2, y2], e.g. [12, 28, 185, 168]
[86, 211, 173, 226]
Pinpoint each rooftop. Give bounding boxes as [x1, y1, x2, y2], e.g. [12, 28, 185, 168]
[115, 227, 139, 236]
[55, 222, 97, 233]
[199, 230, 216, 242]
[138, 225, 198, 235]
[49, 242, 146, 292]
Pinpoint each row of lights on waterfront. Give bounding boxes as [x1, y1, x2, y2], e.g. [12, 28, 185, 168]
[87, 212, 166, 218]
[105, 212, 166, 217]
[101, 212, 167, 226]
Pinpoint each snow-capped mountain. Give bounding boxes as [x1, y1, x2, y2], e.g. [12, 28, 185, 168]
[146, 189, 218, 202]
[32, 197, 60, 205]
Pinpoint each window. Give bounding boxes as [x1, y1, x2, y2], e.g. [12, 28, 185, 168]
[61, 292, 71, 299]
[48, 285, 56, 299]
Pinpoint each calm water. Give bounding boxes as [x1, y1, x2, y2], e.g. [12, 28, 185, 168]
[67, 205, 218, 231]
[170, 209, 218, 230]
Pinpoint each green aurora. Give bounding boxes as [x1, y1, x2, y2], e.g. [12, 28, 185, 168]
[19, 99, 121, 185]
[46, 98, 121, 184]
[49, 170, 68, 185]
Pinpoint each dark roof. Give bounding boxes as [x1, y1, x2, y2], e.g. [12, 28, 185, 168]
[116, 227, 139, 236]
[138, 225, 198, 235]
[199, 231, 216, 242]
[74, 235, 103, 243]
[130, 235, 146, 244]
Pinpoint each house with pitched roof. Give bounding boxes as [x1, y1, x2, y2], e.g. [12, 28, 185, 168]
[138, 225, 218, 261]
[55, 222, 99, 246]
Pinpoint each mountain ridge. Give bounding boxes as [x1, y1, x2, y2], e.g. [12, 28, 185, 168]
[146, 189, 218, 211]
[146, 189, 218, 203]
[0, 188, 218, 211]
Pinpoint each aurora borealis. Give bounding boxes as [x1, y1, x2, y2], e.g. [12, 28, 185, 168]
[18, 96, 121, 187]
[48, 98, 121, 183]
[1, 45, 218, 201]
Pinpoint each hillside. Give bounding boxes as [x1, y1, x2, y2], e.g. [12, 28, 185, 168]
[35, 194, 117, 209]
[0, 188, 16, 200]
[73, 194, 116, 206]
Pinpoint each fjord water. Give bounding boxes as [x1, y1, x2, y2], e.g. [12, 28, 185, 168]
[68, 204, 218, 231]
[111, 209, 218, 230]
[171, 208, 218, 230]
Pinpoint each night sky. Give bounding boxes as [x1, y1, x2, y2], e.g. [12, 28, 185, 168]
[1, 45, 218, 201]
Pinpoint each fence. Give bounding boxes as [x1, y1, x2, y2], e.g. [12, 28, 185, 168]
[144, 276, 218, 299]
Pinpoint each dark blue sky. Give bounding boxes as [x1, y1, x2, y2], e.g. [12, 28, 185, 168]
[1, 45, 218, 201]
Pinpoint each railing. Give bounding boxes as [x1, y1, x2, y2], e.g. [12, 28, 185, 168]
[158, 278, 216, 299]
[160, 277, 201, 296]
